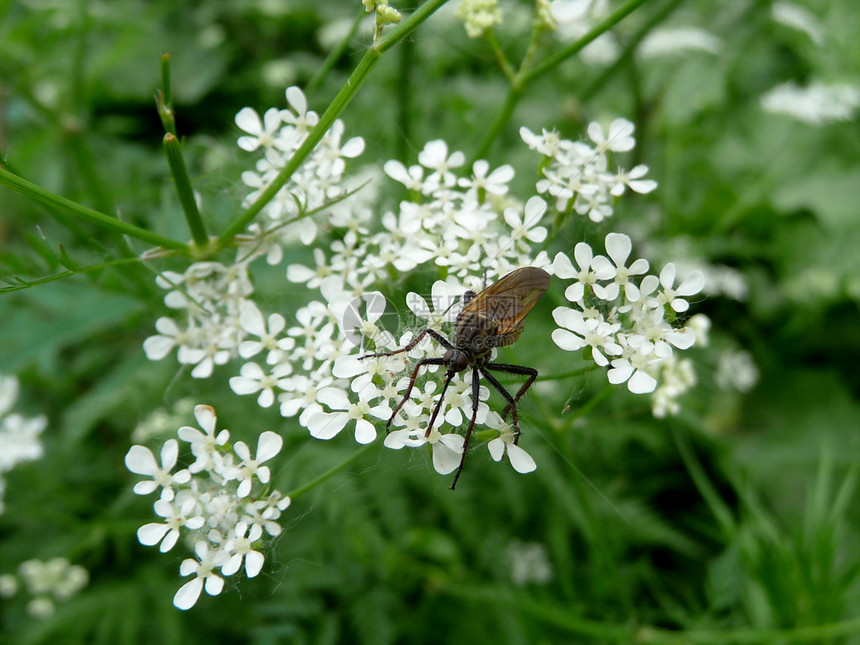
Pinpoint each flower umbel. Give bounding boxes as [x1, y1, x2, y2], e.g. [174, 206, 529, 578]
[551, 232, 705, 412]
[126, 404, 290, 610]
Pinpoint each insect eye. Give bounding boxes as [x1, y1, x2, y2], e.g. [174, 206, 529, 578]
[462, 291, 477, 306]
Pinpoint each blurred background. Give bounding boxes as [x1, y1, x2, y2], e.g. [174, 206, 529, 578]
[2, 0, 860, 642]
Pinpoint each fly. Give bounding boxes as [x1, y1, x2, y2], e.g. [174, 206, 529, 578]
[361, 267, 551, 488]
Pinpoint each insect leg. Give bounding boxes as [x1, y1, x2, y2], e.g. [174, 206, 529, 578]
[480, 366, 529, 444]
[450, 366, 482, 490]
[386, 357, 445, 431]
[484, 363, 538, 442]
[424, 370, 456, 438]
[359, 328, 453, 360]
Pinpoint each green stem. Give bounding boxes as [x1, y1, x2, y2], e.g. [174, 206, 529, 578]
[579, 0, 686, 103]
[522, 0, 653, 84]
[217, 0, 451, 244]
[157, 53, 176, 135]
[163, 133, 209, 249]
[474, 0, 653, 160]
[0, 166, 187, 251]
[0, 256, 147, 294]
[485, 30, 515, 82]
[285, 442, 378, 499]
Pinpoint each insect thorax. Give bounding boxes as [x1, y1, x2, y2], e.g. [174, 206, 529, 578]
[452, 311, 516, 365]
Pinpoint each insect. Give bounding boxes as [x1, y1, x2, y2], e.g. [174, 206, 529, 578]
[361, 267, 551, 489]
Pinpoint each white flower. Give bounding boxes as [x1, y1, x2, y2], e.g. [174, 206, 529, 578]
[503, 196, 549, 249]
[235, 107, 282, 152]
[458, 160, 515, 196]
[173, 542, 227, 610]
[587, 118, 635, 153]
[229, 361, 294, 408]
[611, 165, 657, 196]
[551, 308, 621, 366]
[286, 248, 335, 289]
[280, 86, 319, 132]
[607, 341, 660, 394]
[0, 374, 19, 417]
[591, 233, 649, 301]
[137, 496, 204, 553]
[717, 349, 759, 392]
[279, 375, 330, 423]
[552, 246, 615, 303]
[427, 429, 466, 475]
[507, 540, 553, 585]
[650, 263, 706, 313]
[222, 521, 265, 578]
[307, 386, 389, 444]
[142, 317, 187, 361]
[232, 431, 283, 498]
[519, 126, 564, 157]
[406, 279, 466, 332]
[442, 375, 490, 427]
[237, 300, 295, 364]
[0, 411, 46, 473]
[417, 140, 465, 192]
[177, 405, 230, 473]
[485, 413, 536, 473]
[384, 428, 466, 475]
[125, 439, 191, 501]
[383, 160, 425, 191]
[454, 0, 503, 38]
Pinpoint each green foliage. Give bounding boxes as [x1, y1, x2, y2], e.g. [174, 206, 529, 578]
[2, 0, 860, 643]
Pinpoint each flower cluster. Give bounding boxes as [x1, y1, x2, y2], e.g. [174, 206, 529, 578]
[551, 232, 705, 414]
[142, 261, 255, 378]
[143, 84, 702, 494]
[143, 87, 367, 378]
[521, 119, 657, 222]
[125, 405, 290, 609]
[0, 374, 47, 515]
[0, 558, 88, 618]
[455, 0, 503, 38]
[236, 86, 367, 264]
[225, 127, 555, 467]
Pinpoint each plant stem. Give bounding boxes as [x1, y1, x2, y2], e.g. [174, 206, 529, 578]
[285, 442, 378, 499]
[523, 0, 654, 84]
[217, 0, 451, 244]
[0, 166, 187, 251]
[163, 133, 209, 249]
[157, 53, 177, 135]
[475, 0, 654, 159]
[579, 0, 685, 103]
[0, 256, 147, 294]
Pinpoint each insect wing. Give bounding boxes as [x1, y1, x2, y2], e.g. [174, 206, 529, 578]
[463, 267, 551, 335]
